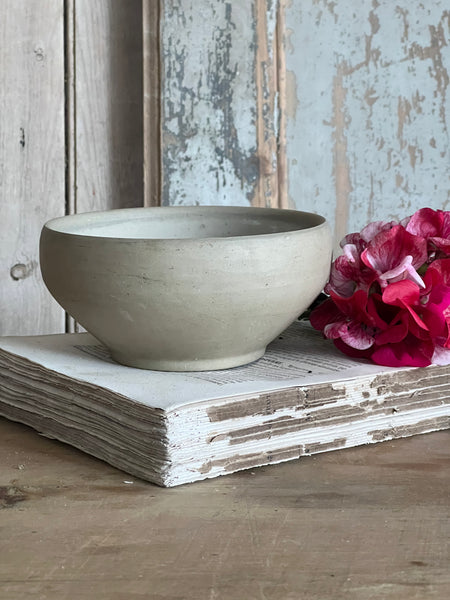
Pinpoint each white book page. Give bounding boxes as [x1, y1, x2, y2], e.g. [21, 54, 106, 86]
[0, 321, 409, 410]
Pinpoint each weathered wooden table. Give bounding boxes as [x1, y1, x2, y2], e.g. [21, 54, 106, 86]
[1, 416, 449, 599]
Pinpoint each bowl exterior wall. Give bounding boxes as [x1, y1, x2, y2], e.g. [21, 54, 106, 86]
[40, 222, 331, 370]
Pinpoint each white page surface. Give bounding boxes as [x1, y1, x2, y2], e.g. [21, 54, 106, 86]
[0, 322, 409, 410]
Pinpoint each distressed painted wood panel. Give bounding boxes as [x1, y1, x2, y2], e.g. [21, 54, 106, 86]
[71, 0, 144, 213]
[158, 0, 282, 207]
[0, 1, 65, 335]
[285, 0, 450, 249]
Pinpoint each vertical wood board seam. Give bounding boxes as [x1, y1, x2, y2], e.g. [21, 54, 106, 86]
[64, 0, 77, 217]
[276, 0, 288, 209]
[143, 0, 162, 207]
[64, 0, 77, 333]
[254, 0, 278, 207]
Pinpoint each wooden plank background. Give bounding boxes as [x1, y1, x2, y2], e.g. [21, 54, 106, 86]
[0, 1, 66, 336]
[159, 0, 266, 207]
[155, 0, 284, 208]
[65, 0, 143, 333]
[1, 0, 450, 334]
[0, 1, 143, 336]
[284, 0, 450, 249]
[143, 0, 161, 207]
[153, 0, 450, 249]
[70, 0, 144, 214]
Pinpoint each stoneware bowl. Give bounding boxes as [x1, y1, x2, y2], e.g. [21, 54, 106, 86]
[40, 206, 332, 371]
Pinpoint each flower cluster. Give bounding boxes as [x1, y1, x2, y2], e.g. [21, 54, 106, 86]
[310, 208, 450, 367]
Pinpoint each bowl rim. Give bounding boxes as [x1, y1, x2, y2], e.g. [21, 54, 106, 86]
[42, 205, 329, 243]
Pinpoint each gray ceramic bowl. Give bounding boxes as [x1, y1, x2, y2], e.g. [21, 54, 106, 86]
[40, 206, 332, 371]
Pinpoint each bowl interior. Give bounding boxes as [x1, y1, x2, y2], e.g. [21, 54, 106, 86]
[44, 207, 326, 240]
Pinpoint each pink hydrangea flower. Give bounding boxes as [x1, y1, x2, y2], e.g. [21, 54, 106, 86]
[310, 208, 450, 367]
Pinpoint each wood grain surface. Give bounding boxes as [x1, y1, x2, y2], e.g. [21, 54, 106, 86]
[72, 0, 144, 213]
[158, 0, 280, 208]
[147, 1, 450, 245]
[3, 1, 450, 335]
[1, 417, 449, 599]
[0, 1, 66, 336]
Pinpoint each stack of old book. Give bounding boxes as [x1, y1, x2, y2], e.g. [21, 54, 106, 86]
[0, 321, 448, 486]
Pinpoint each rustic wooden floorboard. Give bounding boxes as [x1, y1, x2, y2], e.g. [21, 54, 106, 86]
[0, 417, 449, 599]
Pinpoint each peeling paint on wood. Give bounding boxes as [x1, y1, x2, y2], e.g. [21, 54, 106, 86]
[332, 63, 352, 245]
[152, 0, 450, 226]
[369, 416, 450, 442]
[285, 1, 450, 250]
[276, 0, 290, 208]
[160, 0, 259, 205]
[196, 357, 450, 483]
[207, 382, 344, 422]
[200, 437, 344, 473]
[160, 0, 284, 207]
[254, 0, 280, 207]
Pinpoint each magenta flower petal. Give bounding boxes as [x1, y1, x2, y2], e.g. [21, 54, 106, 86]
[421, 286, 450, 343]
[326, 252, 376, 297]
[425, 258, 450, 287]
[310, 290, 377, 350]
[323, 321, 374, 350]
[325, 255, 358, 297]
[404, 207, 443, 238]
[323, 321, 347, 339]
[361, 225, 427, 286]
[429, 237, 450, 254]
[333, 338, 374, 360]
[309, 298, 343, 331]
[378, 255, 425, 288]
[342, 243, 359, 263]
[429, 211, 450, 253]
[360, 220, 397, 243]
[371, 334, 434, 367]
[375, 320, 408, 345]
[339, 321, 374, 350]
[440, 211, 450, 238]
[330, 289, 372, 323]
[405, 209, 450, 255]
[382, 280, 428, 331]
[367, 293, 398, 329]
[340, 232, 365, 250]
[381, 280, 420, 307]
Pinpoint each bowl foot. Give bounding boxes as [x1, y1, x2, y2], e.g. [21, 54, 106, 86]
[110, 348, 267, 372]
